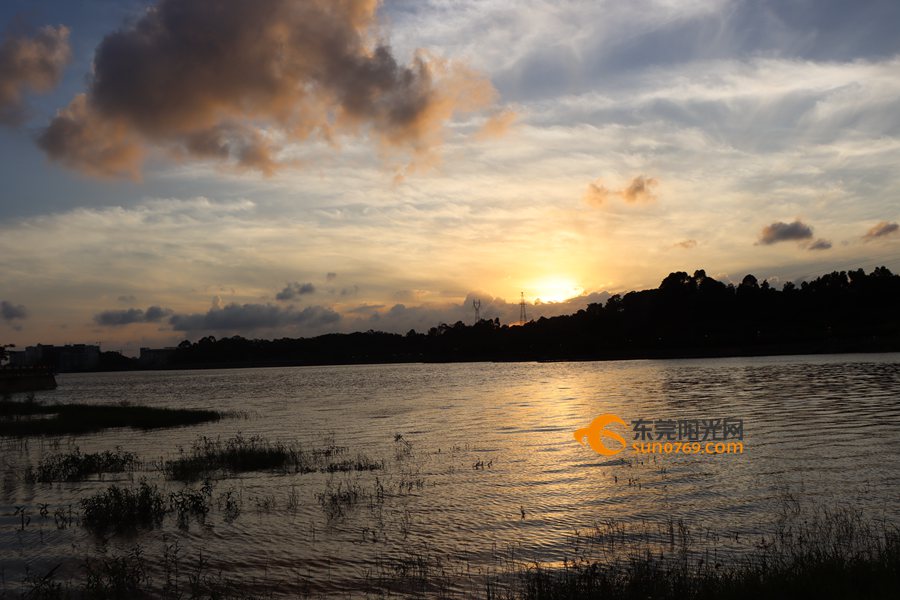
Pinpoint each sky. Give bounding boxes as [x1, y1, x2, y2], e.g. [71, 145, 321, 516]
[1, 0, 899, 356]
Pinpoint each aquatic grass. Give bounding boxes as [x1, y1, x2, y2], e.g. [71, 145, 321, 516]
[169, 480, 214, 529]
[22, 542, 275, 600]
[504, 507, 900, 600]
[165, 433, 383, 481]
[27, 446, 138, 482]
[80, 480, 221, 534]
[165, 434, 297, 481]
[80, 481, 167, 534]
[316, 477, 367, 520]
[321, 453, 384, 473]
[84, 546, 148, 598]
[0, 398, 222, 436]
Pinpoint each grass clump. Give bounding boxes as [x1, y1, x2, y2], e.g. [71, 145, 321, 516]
[80, 481, 167, 534]
[80, 481, 217, 534]
[165, 433, 383, 481]
[322, 453, 384, 473]
[165, 434, 295, 481]
[0, 398, 221, 436]
[170, 480, 214, 529]
[506, 508, 900, 600]
[28, 446, 138, 482]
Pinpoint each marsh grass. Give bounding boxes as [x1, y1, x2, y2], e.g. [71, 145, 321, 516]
[164, 433, 383, 481]
[316, 478, 365, 520]
[20, 542, 275, 600]
[80, 481, 167, 534]
[0, 398, 221, 436]
[27, 447, 138, 482]
[170, 480, 214, 529]
[498, 507, 900, 600]
[80, 480, 217, 534]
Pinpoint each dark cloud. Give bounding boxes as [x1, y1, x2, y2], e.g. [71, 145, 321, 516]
[584, 175, 658, 206]
[1, 300, 27, 321]
[808, 238, 832, 251]
[144, 306, 173, 321]
[0, 25, 70, 125]
[863, 221, 899, 241]
[757, 220, 814, 245]
[675, 239, 697, 249]
[169, 303, 340, 333]
[38, 0, 497, 178]
[346, 303, 386, 314]
[326, 272, 338, 281]
[94, 306, 173, 326]
[117, 295, 137, 303]
[276, 282, 316, 301]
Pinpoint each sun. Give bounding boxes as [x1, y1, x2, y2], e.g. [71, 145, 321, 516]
[528, 276, 584, 303]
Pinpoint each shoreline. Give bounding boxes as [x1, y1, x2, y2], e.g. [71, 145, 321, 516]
[49, 345, 900, 375]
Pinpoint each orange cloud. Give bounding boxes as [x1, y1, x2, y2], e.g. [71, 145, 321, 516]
[38, 0, 498, 179]
[863, 221, 899, 241]
[0, 25, 71, 125]
[584, 175, 659, 206]
[476, 108, 517, 139]
[621, 175, 659, 203]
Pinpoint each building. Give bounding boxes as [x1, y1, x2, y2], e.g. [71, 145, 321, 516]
[138, 347, 176, 369]
[6, 344, 101, 372]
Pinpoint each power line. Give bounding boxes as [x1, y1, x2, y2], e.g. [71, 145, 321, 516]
[519, 292, 527, 325]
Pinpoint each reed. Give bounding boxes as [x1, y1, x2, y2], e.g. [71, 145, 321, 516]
[27, 446, 138, 482]
[505, 507, 900, 600]
[164, 433, 382, 481]
[80, 481, 167, 534]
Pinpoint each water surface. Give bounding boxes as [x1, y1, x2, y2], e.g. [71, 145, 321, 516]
[2, 354, 899, 596]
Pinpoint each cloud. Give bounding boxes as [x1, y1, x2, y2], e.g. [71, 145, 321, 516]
[808, 238, 832, 251]
[584, 175, 658, 206]
[169, 302, 340, 333]
[757, 220, 814, 245]
[621, 175, 658, 203]
[475, 107, 517, 138]
[1, 300, 27, 321]
[863, 221, 899, 241]
[0, 25, 71, 125]
[38, 0, 498, 178]
[94, 306, 174, 326]
[276, 282, 316, 301]
[583, 181, 612, 206]
[675, 239, 697, 249]
[38, 94, 146, 179]
[326, 272, 338, 281]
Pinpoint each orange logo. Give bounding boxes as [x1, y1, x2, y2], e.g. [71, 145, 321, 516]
[574, 414, 628, 456]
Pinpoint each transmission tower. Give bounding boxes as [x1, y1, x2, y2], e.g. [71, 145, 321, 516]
[472, 298, 482, 323]
[519, 292, 527, 324]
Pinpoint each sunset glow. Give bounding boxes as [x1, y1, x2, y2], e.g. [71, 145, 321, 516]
[0, 0, 898, 355]
[528, 277, 585, 304]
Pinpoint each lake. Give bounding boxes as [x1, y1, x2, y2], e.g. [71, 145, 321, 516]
[2, 353, 899, 597]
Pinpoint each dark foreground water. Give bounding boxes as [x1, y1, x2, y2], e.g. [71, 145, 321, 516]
[2, 354, 899, 597]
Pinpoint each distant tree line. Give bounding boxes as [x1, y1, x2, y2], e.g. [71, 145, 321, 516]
[159, 266, 900, 369]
